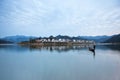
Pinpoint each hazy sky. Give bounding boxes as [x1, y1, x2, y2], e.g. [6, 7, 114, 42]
[0, 0, 120, 37]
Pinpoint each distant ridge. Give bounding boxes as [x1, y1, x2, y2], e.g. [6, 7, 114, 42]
[80, 35, 111, 42]
[104, 34, 120, 43]
[1, 35, 36, 43]
[0, 39, 13, 44]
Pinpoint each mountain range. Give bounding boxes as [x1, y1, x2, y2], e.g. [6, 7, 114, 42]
[0, 35, 36, 43]
[0, 39, 13, 44]
[104, 34, 120, 43]
[80, 35, 111, 42]
[0, 34, 120, 44]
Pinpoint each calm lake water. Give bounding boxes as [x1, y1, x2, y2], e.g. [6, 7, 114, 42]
[0, 44, 120, 80]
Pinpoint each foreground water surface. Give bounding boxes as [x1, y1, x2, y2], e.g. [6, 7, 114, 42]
[0, 44, 120, 80]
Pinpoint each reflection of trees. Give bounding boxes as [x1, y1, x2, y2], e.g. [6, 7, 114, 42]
[24, 45, 94, 52]
[96, 45, 120, 51]
[0, 45, 29, 52]
[105, 45, 120, 51]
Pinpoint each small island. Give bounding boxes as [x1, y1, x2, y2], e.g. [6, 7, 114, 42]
[19, 35, 95, 46]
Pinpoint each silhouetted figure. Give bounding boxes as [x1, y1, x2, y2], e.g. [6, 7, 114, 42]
[93, 45, 96, 49]
[89, 45, 96, 57]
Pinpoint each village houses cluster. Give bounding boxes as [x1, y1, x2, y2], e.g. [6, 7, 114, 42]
[35, 37, 95, 44]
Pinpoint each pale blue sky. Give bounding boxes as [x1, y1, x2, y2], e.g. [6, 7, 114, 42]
[0, 0, 120, 37]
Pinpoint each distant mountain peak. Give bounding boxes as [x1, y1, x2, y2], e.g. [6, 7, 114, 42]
[1, 35, 37, 43]
[104, 34, 120, 43]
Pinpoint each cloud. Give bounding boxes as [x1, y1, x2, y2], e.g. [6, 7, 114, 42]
[0, 0, 120, 37]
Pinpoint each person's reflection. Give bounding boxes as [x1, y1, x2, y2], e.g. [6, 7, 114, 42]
[88, 45, 96, 58]
[50, 46, 53, 52]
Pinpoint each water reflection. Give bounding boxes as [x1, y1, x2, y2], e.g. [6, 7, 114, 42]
[105, 45, 120, 51]
[0, 44, 29, 52]
[20, 44, 120, 58]
[1, 44, 120, 55]
[21, 44, 95, 52]
[1, 44, 120, 52]
[22, 44, 97, 58]
[0, 44, 120, 80]
[1, 44, 120, 57]
[96, 44, 120, 52]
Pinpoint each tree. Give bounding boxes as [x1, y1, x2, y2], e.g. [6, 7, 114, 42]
[49, 35, 54, 42]
[29, 38, 35, 43]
